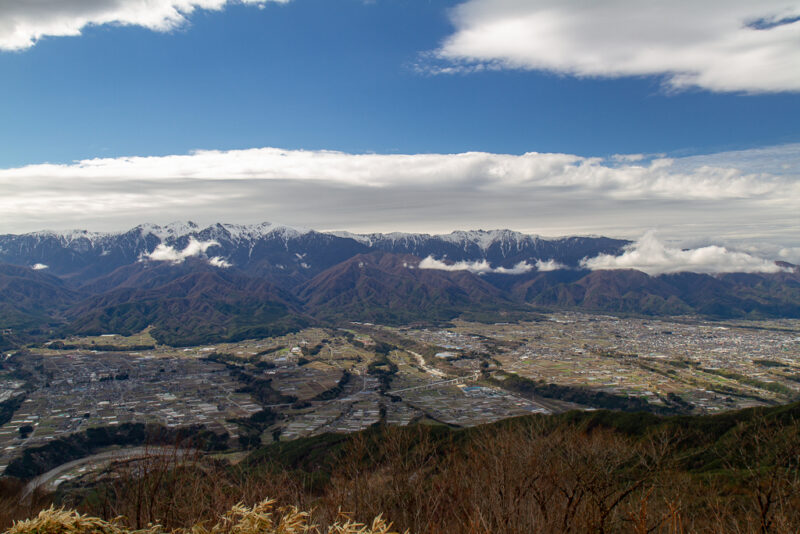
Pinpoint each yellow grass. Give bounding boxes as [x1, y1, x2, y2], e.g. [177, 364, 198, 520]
[7, 500, 406, 534]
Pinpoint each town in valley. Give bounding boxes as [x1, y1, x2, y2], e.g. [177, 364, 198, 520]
[3, 312, 799, 481]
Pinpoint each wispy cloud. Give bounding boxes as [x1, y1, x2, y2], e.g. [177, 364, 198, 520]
[429, 0, 800, 93]
[0, 0, 289, 51]
[418, 256, 533, 274]
[581, 232, 789, 275]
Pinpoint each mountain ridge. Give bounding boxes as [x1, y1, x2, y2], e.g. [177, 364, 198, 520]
[1, 223, 798, 347]
[0, 222, 631, 283]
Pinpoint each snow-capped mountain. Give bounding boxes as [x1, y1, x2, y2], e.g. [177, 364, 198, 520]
[0, 222, 629, 282]
[1, 222, 799, 349]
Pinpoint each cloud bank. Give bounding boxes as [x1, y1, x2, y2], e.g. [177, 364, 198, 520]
[142, 237, 229, 267]
[432, 0, 800, 93]
[0, 0, 288, 51]
[1, 144, 798, 249]
[581, 232, 789, 276]
[1, 146, 795, 200]
[418, 256, 534, 275]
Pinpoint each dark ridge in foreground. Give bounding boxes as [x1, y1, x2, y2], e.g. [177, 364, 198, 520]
[3, 401, 800, 533]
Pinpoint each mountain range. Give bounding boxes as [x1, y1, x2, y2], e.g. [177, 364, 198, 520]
[1, 222, 798, 347]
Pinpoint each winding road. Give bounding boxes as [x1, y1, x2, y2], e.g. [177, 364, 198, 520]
[21, 446, 193, 500]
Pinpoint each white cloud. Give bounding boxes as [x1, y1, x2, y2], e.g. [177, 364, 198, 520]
[534, 259, 565, 272]
[1, 146, 795, 201]
[418, 257, 492, 273]
[143, 237, 219, 263]
[433, 0, 800, 93]
[779, 248, 800, 264]
[208, 256, 232, 268]
[31, 263, 49, 270]
[493, 261, 535, 274]
[0, 0, 288, 51]
[581, 232, 789, 276]
[418, 256, 533, 275]
[0, 144, 797, 249]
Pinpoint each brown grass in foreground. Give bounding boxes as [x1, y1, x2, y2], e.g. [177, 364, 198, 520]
[5, 500, 404, 534]
[3, 415, 800, 533]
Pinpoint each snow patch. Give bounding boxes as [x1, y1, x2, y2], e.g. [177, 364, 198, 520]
[439, 229, 531, 251]
[217, 222, 312, 241]
[31, 263, 48, 270]
[329, 231, 374, 245]
[27, 229, 110, 247]
[137, 221, 201, 241]
[134, 221, 313, 243]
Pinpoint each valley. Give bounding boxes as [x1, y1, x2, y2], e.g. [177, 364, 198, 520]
[5, 5, 800, 528]
[2, 222, 800, 506]
[2, 313, 798, 482]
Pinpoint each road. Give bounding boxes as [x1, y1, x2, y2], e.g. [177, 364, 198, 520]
[391, 372, 480, 394]
[21, 446, 193, 500]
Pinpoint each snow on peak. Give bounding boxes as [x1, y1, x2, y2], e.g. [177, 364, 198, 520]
[439, 229, 532, 250]
[330, 229, 544, 250]
[20, 229, 124, 253]
[215, 222, 312, 241]
[13, 224, 543, 251]
[376, 232, 430, 246]
[136, 221, 201, 241]
[328, 230, 373, 245]
[27, 228, 109, 245]
[336, 231, 432, 247]
[135, 222, 312, 243]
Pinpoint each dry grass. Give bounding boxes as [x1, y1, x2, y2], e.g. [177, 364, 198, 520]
[6, 500, 405, 534]
[4, 417, 800, 534]
[5, 506, 154, 534]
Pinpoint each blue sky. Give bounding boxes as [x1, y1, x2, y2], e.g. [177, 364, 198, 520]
[2, 0, 799, 167]
[1, 0, 799, 262]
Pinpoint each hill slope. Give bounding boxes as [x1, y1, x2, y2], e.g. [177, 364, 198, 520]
[1, 223, 799, 344]
[299, 252, 513, 323]
[67, 263, 308, 345]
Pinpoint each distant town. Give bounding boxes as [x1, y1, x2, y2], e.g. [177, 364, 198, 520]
[2, 313, 799, 482]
